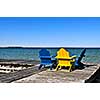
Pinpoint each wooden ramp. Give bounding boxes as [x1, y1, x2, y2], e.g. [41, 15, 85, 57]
[0, 60, 41, 83]
[13, 63, 100, 83]
[0, 65, 47, 83]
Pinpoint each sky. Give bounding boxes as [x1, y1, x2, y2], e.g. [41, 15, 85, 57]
[0, 17, 100, 47]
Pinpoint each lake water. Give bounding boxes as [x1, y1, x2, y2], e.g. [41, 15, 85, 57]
[0, 48, 100, 64]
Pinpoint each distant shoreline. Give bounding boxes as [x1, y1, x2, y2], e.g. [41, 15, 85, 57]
[0, 47, 100, 49]
[0, 59, 39, 62]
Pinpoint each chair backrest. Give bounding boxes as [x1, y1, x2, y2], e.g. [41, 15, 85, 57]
[56, 48, 71, 66]
[77, 48, 86, 63]
[56, 48, 70, 59]
[39, 48, 50, 57]
[39, 49, 52, 64]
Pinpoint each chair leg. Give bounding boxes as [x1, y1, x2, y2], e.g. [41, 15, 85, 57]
[38, 64, 43, 70]
[55, 65, 59, 71]
[69, 66, 72, 72]
[50, 65, 53, 70]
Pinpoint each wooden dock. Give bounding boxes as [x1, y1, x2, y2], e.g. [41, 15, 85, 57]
[13, 63, 100, 83]
[0, 59, 100, 83]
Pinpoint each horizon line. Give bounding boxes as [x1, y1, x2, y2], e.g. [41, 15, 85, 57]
[0, 45, 100, 48]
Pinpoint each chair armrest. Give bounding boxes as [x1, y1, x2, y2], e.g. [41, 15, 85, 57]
[40, 56, 51, 59]
[70, 55, 77, 59]
[70, 55, 77, 62]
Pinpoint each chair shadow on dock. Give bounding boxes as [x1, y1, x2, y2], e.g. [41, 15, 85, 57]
[74, 63, 97, 71]
[85, 63, 97, 67]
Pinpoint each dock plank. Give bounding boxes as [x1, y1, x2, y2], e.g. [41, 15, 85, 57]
[13, 64, 100, 83]
[0, 65, 46, 83]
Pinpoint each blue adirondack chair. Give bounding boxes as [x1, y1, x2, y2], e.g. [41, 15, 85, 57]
[39, 48, 56, 70]
[75, 48, 86, 69]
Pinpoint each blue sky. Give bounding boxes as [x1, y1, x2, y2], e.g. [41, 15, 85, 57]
[0, 17, 100, 47]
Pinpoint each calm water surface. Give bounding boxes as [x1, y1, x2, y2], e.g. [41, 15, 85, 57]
[0, 48, 100, 64]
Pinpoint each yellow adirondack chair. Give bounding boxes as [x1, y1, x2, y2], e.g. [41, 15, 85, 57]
[55, 48, 76, 72]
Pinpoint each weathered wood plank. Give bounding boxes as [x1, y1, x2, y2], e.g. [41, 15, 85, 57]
[0, 65, 46, 83]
